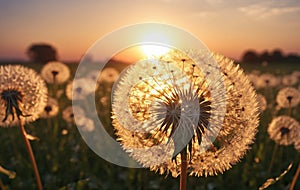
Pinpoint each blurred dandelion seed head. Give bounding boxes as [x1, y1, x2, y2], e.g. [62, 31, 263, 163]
[276, 87, 300, 108]
[99, 67, 120, 83]
[0, 65, 48, 127]
[41, 61, 70, 84]
[257, 73, 280, 89]
[62, 105, 84, 124]
[268, 116, 300, 146]
[111, 50, 259, 177]
[282, 75, 298, 86]
[66, 78, 97, 100]
[40, 97, 59, 118]
[256, 93, 267, 113]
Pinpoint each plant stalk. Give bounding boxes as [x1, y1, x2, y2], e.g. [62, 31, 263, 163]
[268, 143, 278, 174]
[19, 119, 43, 190]
[290, 162, 300, 190]
[180, 151, 188, 190]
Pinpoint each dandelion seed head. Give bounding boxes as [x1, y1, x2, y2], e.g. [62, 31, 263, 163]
[62, 105, 84, 124]
[256, 93, 267, 112]
[257, 73, 280, 88]
[268, 116, 300, 146]
[76, 116, 95, 132]
[294, 139, 300, 153]
[0, 65, 48, 127]
[282, 75, 298, 86]
[66, 78, 97, 100]
[112, 50, 259, 177]
[40, 61, 70, 84]
[99, 67, 119, 83]
[276, 87, 300, 108]
[86, 70, 100, 83]
[291, 70, 300, 83]
[40, 97, 59, 118]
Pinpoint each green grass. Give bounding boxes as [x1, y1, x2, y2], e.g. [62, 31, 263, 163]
[0, 60, 299, 190]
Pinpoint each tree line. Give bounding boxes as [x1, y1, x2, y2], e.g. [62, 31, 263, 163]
[241, 49, 300, 64]
[26, 43, 300, 64]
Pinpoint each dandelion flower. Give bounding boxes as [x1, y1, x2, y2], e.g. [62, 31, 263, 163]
[40, 61, 70, 84]
[112, 50, 259, 177]
[40, 97, 59, 118]
[276, 87, 300, 108]
[99, 67, 119, 83]
[0, 65, 48, 127]
[267, 116, 300, 146]
[65, 78, 97, 100]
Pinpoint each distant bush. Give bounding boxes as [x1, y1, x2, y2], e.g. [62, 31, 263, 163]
[27, 43, 57, 64]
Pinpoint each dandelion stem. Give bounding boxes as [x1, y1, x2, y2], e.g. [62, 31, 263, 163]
[180, 151, 188, 190]
[0, 178, 7, 190]
[287, 105, 292, 116]
[52, 75, 58, 98]
[19, 118, 43, 190]
[290, 161, 300, 190]
[268, 143, 278, 174]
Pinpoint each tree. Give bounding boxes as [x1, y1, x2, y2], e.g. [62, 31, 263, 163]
[286, 53, 300, 63]
[27, 43, 57, 63]
[260, 50, 271, 63]
[241, 50, 259, 63]
[270, 49, 283, 62]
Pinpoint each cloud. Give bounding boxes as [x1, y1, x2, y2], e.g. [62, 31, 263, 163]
[239, 2, 300, 19]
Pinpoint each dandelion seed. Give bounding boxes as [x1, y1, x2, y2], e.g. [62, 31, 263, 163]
[40, 61, 70, 84]
[276, 87, 300, 108]
[111, 50, 259, 177]
[40, 97, 59, 118]
[0, 65, 47, 127]
[268, 116, 300, 146]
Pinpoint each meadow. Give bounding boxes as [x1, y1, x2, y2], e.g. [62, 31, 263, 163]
[0, 59, 299, 190]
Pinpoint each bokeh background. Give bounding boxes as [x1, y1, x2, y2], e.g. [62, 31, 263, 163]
[1, 0, 300, 189]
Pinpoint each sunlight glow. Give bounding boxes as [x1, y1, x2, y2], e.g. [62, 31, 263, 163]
[141, 45, 170, 57]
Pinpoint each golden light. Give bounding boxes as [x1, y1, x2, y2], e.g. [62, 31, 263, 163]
[140, 44, 170, 57]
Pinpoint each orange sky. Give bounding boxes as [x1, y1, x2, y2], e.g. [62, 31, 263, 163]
[1, 0, 300, 62]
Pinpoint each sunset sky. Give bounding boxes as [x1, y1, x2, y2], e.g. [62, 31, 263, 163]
[1, 0, 300, 62]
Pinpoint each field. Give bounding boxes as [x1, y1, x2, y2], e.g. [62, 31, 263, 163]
[0, 59, 300, 190]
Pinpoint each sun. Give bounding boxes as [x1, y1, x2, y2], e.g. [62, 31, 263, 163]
[140, 44, 170, 57]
